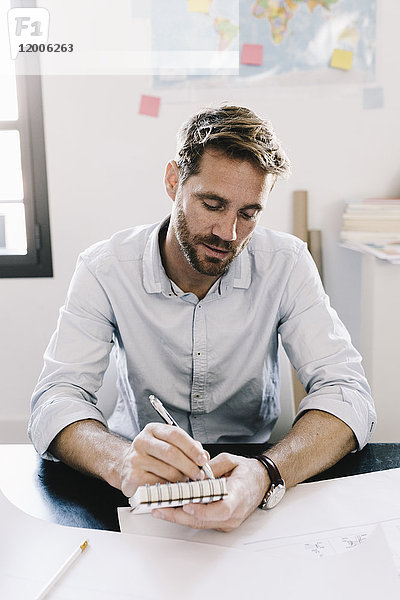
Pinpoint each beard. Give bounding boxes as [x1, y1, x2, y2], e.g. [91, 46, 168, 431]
[172, 202, 249, 277]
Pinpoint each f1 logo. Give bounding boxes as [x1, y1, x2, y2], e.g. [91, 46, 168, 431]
[7, 7, 50, 59]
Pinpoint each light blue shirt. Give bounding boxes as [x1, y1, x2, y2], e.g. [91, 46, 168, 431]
[29, 218, 376, 459]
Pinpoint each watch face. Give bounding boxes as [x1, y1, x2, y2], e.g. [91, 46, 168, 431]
[265, 483, 286, 509]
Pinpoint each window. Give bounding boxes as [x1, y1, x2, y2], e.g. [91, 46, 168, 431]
[0, 0, 52, 277]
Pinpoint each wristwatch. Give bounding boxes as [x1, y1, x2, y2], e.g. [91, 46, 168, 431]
[254, 455, 286, 510]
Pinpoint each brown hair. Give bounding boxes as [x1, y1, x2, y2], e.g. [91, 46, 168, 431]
[176, 105, 291, 184]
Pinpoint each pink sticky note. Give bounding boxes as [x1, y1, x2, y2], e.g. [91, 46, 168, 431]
[241, 43, 263, 66]
[139, 95, 161, 117]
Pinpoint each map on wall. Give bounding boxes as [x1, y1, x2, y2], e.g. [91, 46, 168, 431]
[148, 0, 376, 85]
[151, 0, 239, 53]
[150, 0, 239, 81]
[241, 0, 376, 80]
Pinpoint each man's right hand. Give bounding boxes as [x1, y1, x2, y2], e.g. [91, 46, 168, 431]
[120, 423, 210, 498]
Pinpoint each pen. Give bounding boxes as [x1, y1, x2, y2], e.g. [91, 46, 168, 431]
[34, 540, 88, 600]
[149, 394, 215, 480]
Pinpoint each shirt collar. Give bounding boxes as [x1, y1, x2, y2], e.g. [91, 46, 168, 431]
[142, 217, 171, 295]
[142, 217, 252, 296]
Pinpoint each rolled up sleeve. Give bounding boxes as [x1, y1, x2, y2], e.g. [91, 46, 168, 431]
[278, 245, 376, 450]
[28, 254, 115, 459]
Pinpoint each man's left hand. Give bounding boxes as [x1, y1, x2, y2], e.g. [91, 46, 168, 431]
[151, 453, 270, 532]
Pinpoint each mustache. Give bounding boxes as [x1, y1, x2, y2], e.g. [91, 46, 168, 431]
[194, 234, 236, 252]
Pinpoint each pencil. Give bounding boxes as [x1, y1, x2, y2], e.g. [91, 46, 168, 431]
[34, 540, 88, 600]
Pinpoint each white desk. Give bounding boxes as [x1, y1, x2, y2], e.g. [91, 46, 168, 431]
[1, 446, 400, 599]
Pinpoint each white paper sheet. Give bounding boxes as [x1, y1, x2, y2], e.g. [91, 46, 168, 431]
[119, 468, 400, 553]
[1, 473, 400, 599]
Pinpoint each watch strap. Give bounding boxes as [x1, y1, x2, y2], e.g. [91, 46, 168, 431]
[254, 455, 284, 487]
[254, 455, 286, 509]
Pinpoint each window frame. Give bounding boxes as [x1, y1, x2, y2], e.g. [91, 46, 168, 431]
[0, 12, 52, 278]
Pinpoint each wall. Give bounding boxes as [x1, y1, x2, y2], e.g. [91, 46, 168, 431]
[1, 0, 400, 442]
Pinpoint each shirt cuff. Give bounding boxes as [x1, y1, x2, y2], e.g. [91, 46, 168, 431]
[28, 396, 108, 460]
[293, 386, 376, 451]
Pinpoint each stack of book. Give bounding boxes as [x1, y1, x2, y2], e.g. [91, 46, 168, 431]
[340, 198, 400, 263]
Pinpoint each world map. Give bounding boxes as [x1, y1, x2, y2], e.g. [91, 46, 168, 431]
[252, 0, 340, 45]
[151, 0, 238, 54]
[151, 0, 376, 82]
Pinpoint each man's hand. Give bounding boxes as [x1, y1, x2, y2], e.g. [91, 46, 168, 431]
[120, 423, 211, 498]
[149, 410, 356, 532]
[49, 410, 356, 528]
[152, 453, 270, 532]
[48, 420, 210, 497]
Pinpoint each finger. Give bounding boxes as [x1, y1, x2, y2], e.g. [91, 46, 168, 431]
[137, 424, 209, 479]
[141, 454, 195, 483]
[150, 423, 209, 467]
[138, 436, 206, 481]
[152, 499, 240, 531]
[208, 452, 238, 478]
[181, 495, 235, 523]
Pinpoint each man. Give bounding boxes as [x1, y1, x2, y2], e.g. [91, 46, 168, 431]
[29, 105, 376, 531]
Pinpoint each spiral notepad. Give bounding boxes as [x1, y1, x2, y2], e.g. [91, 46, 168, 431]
[129, 478, 228, 514]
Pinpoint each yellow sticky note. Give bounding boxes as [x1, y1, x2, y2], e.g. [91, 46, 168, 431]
[330, 48, 353, 71]
[188, 0, 212, 14]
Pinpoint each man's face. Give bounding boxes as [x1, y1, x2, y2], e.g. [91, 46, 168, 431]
[169, 150, 275, 278]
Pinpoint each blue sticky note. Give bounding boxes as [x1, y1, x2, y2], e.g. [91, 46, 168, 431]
[363, 87, 384, 110]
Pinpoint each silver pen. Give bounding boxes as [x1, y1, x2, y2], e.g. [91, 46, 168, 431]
[149, 394, 215, 480]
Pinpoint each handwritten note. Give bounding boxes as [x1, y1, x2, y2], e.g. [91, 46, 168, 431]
[363, 86, 384, 110]
[188, 0, 212, 14]
[330, 48, 353, 70]
[241, 43, 263, 66]
[139, 95, 161, 117]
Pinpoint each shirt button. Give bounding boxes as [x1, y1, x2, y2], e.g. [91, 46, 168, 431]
[194, 393, 200, 398]
[197, 352, 201, 356]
